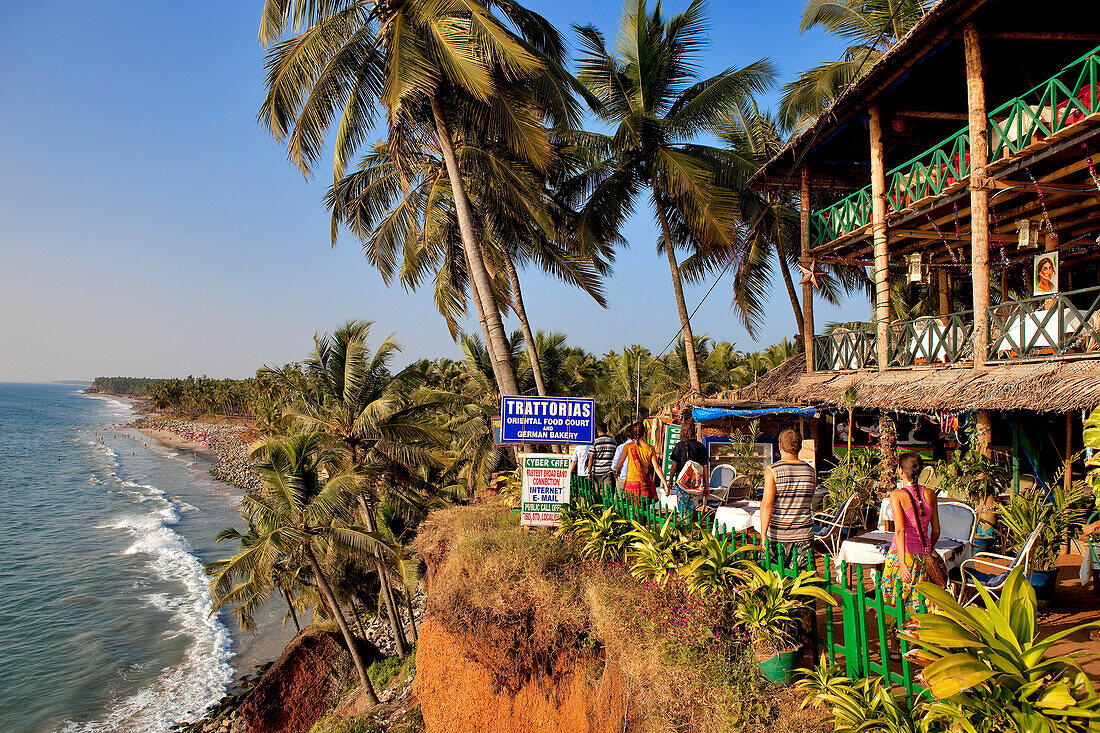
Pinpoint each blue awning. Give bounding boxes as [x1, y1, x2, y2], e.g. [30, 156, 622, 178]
[692, 406, 817, 422]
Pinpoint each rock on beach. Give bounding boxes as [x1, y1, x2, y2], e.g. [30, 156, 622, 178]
[127, 417, 262, 492]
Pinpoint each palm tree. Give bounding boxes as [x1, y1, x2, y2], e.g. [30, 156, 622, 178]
[258, 0, 578, 398]
[209, 432, 382, 704]
[565, 0, 776, 394]
[779, 0, 930, 129]
[260, 321, 447, 656]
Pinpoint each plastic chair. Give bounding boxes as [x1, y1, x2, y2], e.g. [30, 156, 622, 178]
[813, 492, 864, 555]
[957, 523, 1044, 605]
[708, 463, 736, 503]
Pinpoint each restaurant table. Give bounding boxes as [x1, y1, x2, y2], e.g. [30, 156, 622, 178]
[990, 304, 1082, 356]
[714, 501, 763, 533]
[834, 530, 965, 581]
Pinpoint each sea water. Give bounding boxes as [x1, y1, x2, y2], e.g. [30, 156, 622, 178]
[0, 383, 289, 733]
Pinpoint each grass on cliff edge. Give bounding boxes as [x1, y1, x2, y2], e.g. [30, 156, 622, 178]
[414, 505, 827, 733]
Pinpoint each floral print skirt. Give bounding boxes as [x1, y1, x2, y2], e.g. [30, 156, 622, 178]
[881, 549, 937, 615]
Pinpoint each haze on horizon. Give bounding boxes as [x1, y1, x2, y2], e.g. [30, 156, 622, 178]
[0, 1, 863, 384]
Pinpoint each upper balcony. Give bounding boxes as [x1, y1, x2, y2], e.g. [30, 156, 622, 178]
[810, 44, 1100, 251]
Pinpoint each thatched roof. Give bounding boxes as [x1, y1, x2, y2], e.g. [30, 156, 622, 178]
[728, 354, 1100, 414]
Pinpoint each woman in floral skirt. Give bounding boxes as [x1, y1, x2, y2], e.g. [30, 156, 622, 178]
[882, 451, 940, 615]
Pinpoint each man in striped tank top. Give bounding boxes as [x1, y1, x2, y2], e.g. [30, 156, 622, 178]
[759, 429, 816, 571]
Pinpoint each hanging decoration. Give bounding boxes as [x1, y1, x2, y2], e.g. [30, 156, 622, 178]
[1025, 167, 1058, 244]
[798, 258, 828, 288]
[926, 213, 962, 268]
[875, 414, 898, 498]
[952, 201, 962, 241]
[908, 252, 924, 283]
[1016, 218, 1038, 249]
[1083, 143, 1100, 192]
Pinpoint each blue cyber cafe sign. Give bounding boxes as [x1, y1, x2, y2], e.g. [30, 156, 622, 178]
[499, 396, 596, 445]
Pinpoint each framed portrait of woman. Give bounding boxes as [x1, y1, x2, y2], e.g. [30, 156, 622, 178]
[1034, 252, 1059, 296]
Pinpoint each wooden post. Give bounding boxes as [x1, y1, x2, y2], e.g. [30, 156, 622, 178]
[938, 269, 951, 315]
[801, 166, 816, 373]
[975, 410, 993, 459]
[964, 23, 991, 366]
[869, 104, 890, 370]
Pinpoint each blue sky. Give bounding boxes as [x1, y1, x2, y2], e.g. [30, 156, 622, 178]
[0, 0, 863, 382]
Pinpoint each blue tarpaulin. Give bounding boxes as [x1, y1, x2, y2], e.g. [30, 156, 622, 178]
[691, 406, 817, 422]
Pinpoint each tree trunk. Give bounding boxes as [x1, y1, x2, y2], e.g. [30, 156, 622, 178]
[777, 254, 805, 335]
[403, 582, 419, 643]
[502, 248, 547, 396]
[305, 545, 379, 706]
[430, 96, 519, 396]
[351, 600, 368, 639]
[652, 189, 701, 393]
[358, 497, 409, 656]
[282, 590, 301, 634]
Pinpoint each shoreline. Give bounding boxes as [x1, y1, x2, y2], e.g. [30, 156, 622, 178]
[135, 427, 220, 464]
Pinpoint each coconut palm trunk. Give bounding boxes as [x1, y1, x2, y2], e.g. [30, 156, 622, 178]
[305, 546, 379, 705]
[430, 97, 520, 397]
[359, 496, 409, 655]
[502, 248, 548, 396]
[653, 190, 701, 393]
[282, 590, 301, 634]
[777, 255, 805, 334]
[403, 584, 419, 643]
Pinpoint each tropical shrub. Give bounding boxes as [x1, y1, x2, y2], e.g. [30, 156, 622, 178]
[998, 479, 1090, 571]
[735, 570, 835, 656]
[903, 567, 1100, 732]
[574, 506, 631, 563]
[625, 515, 696, 584]
[1082, 405, 1100, 516]
[795, 658, 924, 733]
[556, 495, 598, 535]
[935, 422, 1010, 504]
[680, 530, 763, 596]
[820, 450, 876, 512]
[496, 469, 522, 509]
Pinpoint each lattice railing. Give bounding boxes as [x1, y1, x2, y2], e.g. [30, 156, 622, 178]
[887, 312, 973, 367]
[987, 286, 1100, 360]
[813, 330, 877, 371]
[809, 44, 1100, 248]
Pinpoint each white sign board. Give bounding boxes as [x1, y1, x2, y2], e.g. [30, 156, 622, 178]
[520, 453, 572, 526]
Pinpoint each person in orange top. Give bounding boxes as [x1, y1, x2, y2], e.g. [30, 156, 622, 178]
[613, 421, 663, 502]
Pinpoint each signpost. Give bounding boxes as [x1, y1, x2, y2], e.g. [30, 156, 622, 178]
[661, 423, 681, 486]
[519, 453, 571, 526]
[499, 396, 595, 445]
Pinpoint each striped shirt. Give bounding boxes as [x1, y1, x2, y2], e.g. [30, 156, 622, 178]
[767, 459, 817, 543]
[590, 435, 617, 475]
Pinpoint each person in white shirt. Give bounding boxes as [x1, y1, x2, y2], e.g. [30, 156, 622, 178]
[611, 432, 634, 491]
[570, 442, 593, 478]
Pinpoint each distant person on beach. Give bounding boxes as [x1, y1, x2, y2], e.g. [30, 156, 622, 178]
[587, 423, 617, 489]
[669, 421, 708, 514]
[614, 422, 662, 502]
[759, 428, 816, 570]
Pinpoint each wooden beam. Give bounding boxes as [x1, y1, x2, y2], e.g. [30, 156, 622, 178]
[800, 166, 815, 374]
[985, 32, 1100, 42]
[938, 269, 951, 315]
[965, 23, 990, 365]
[894, 109, 969, 120]
[869, 104, 890, 371]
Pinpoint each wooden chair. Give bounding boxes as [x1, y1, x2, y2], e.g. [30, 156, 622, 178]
[957, 523, 1044, 605]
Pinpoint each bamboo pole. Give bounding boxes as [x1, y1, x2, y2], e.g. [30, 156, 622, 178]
[869, 104, 890, 370]
[938, 269, 950, 315]
[964, 23, 991, 366]
[801, 165, 816, 373]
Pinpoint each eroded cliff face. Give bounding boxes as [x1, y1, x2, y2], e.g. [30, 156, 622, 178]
[414, 617, 634, 733]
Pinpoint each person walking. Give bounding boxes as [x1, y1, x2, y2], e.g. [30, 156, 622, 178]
[570, 440, 592, 479]
[587, 423, 617, 490]
[759, 428, 816, 571]
[611, 427, 634, 492]
[669, 421, 708, 514]
[614, 422, 662, 504]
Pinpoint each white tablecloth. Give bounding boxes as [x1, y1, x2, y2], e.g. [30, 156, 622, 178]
[991, 305, 1081, 355]
[835, 530, 965, 580]
[714, 501, 763, 533]
[657, 485, 678, 512]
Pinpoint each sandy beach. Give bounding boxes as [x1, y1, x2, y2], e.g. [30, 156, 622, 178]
[137, 427, 219, 464]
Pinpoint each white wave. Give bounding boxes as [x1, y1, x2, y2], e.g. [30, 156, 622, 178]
[67, 505, 234, 732]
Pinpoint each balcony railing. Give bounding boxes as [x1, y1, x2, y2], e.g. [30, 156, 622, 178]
[813, 329, 877, 371]
[810, 43, 1100, 248]
[988, 285, 1100, 360]
[887, 312, 974, 367]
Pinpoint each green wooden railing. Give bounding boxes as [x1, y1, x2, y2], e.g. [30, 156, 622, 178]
[569, 475, 928, 704]
[810, 44, 1100, 248]
[813, 329, 877, 370]
[987, 285, 1100, 360]
[887, 311, 974, 367]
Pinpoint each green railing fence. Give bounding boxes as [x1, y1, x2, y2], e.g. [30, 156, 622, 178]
[810, 44, 1100, 248]
[570, 475, 928, 704]
[887, 311, 974, 367]
[813, 329, 877, 371]
[988, 284, 1100, 359]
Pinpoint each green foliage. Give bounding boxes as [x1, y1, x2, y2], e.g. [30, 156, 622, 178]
[573, 506, 631, 563]
[309, 714, 383, 733]
[998, 478, 1090, 571]
[367, 651, 415, 691]
[735, 569, 835, 655]
[680, 531, 763, 596]
[1082, 405, 1100, 514]
[625, 515, 696, 584]
[92, 376, 254, 416]
[795, 658, 924, 732]
[904, 568, 1100, 732]
[935, 422, 1009, 503]
[728, 420, 765, 493]
[497, 469, 521, 509]
[821, 450, 876, 512]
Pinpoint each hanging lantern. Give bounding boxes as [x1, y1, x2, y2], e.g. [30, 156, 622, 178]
[908, 252, 924, 283]
[1017, 219, 1038, 248]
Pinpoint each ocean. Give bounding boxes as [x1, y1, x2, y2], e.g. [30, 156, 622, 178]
[0, 383, 290, 733]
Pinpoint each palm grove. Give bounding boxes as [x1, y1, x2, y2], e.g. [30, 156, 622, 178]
[208, 0, 936, 708]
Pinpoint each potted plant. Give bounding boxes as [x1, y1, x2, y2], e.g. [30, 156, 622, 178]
[735, 569, 836, 684]
[998, 479, 1090, 600]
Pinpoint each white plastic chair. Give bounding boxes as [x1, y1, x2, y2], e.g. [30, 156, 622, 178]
[957, 523, 1044, 605]
[814, 492, 865, 556]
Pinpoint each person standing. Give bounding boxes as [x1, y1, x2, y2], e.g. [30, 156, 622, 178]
[611, 427, 634, 492]
[570, 440, 592, 479]
[882, 452, 940, 614]
[669, 422, 709, 514]
[613, 422, 662, 503]
[587, 423, 617, 489]
[759, 428, 816, 570]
